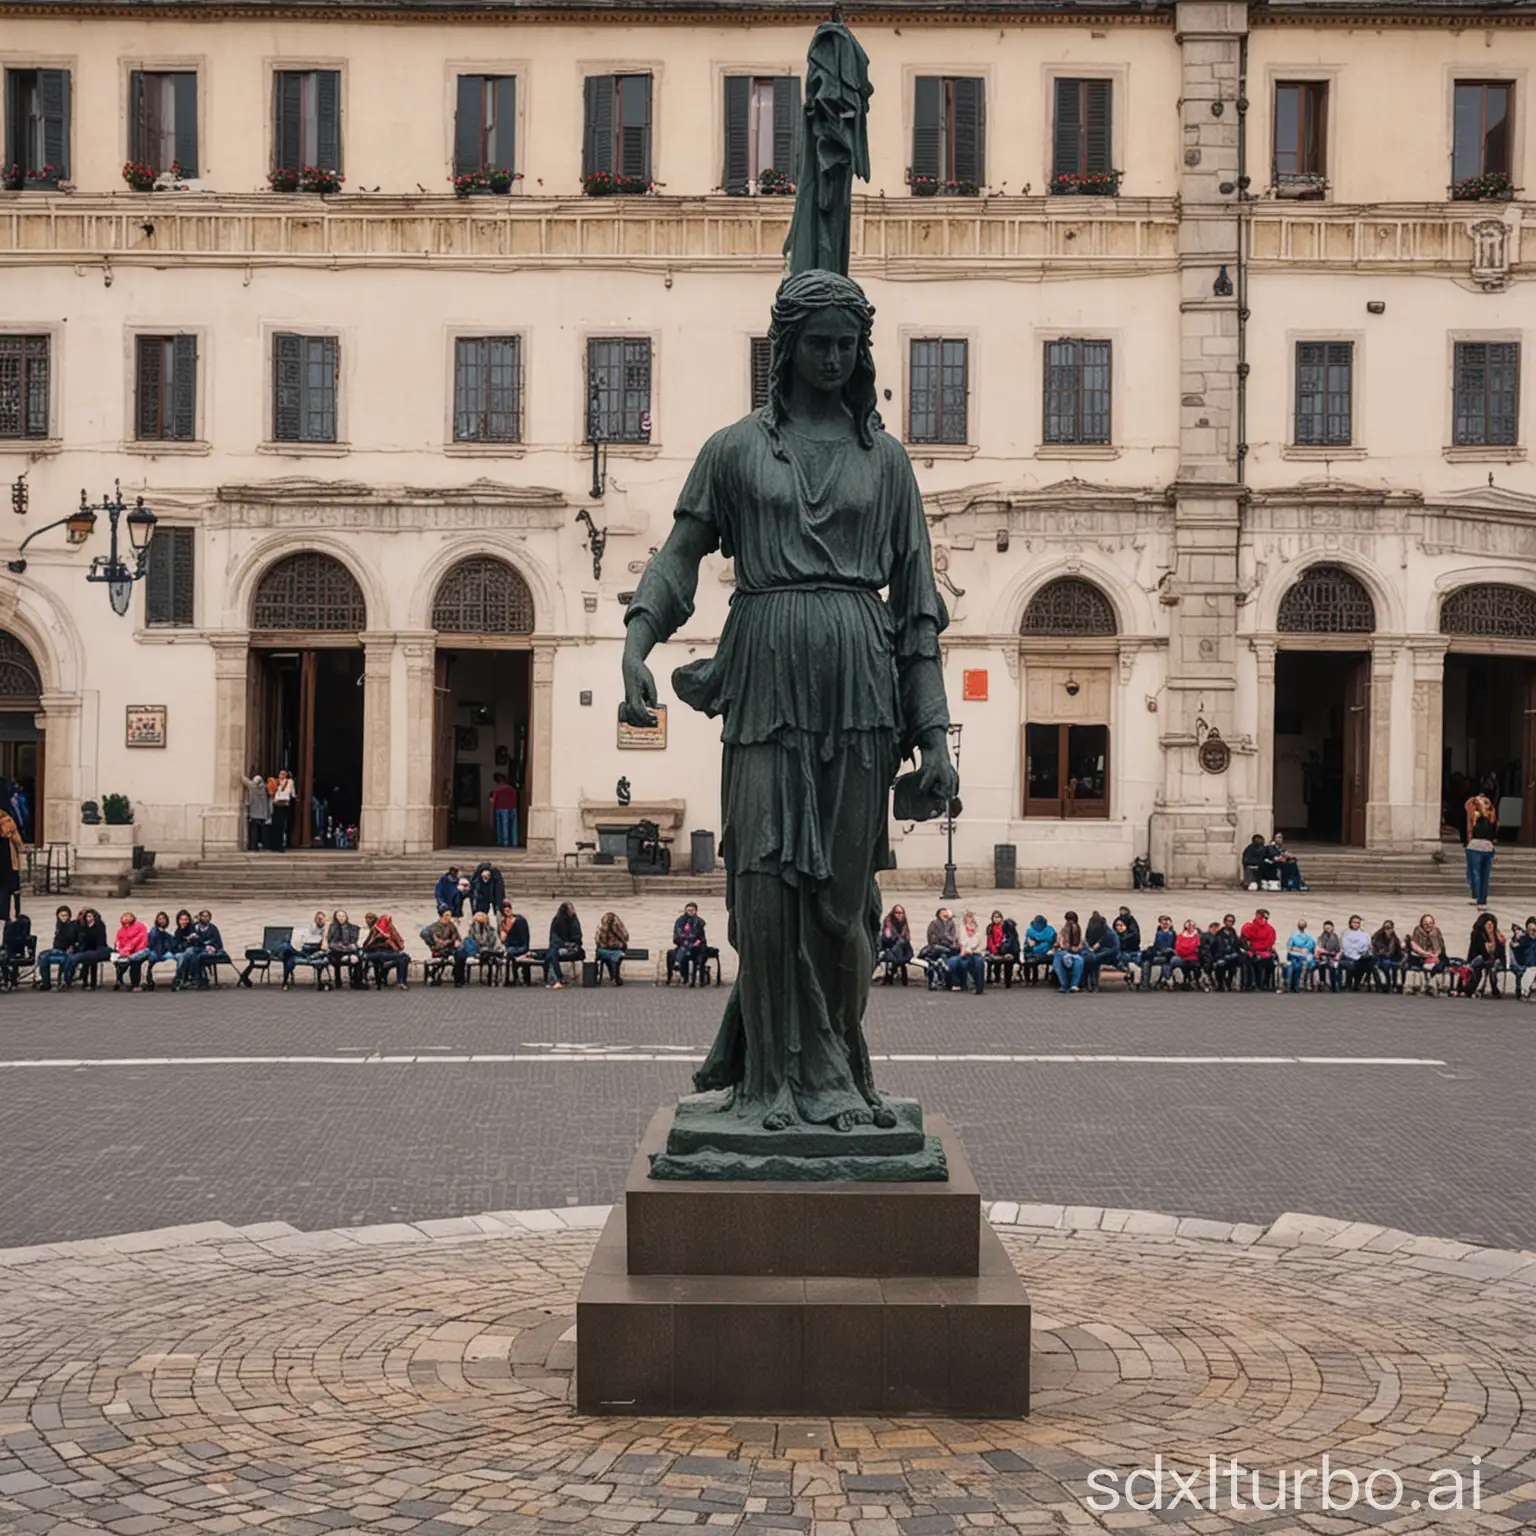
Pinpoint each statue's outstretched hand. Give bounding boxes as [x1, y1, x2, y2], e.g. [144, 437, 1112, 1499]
[620, 652, 659, 729]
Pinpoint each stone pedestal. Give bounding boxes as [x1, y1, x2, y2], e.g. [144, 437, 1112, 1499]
[72, 823, 139, 897]
[576, 1108, 1031, 1417]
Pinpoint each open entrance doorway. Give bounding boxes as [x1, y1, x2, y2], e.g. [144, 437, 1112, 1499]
[0, 630, 43, 844]
[1272, 650, 1370, 845]
[1441, 655, 1536, 844]
[433, 648, 532, 848]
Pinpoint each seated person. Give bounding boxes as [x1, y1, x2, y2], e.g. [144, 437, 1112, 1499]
[180, 909, 229, 991]
[545, 902, 582, 989]
[1112, 916, 1140, 984]
[1, 912, 33, 989]
[1051, 912, 1087, 993]
[946, 910, 986, 995]
[361, 912, 409, 988]
[499, 902, 531, 970]
[1283, 918, 1316, 993]
[426, 908, 466, 985]
[594, 910, 629, 984]
[1314, 920, 1343, 992]
[922, 908, 959, 989]
[65, 907, 111, 989]
[1371, 920, 1404, 993]
[1084, 912, 1120, 990]
[1116, 906, 1142, 957]
[1241, 834, 1276, 890]
[283, 910, 331, 988]
[112, 910, 151, 991]
[1172, 919, 1203, 989]
[986, 911, 1021, 985]
[672, 902, 709, 984]
[878, 906, 914, 981]
[466, 910, 503, 976]
[1141, 915, 1176, 989]
[1340, 915, 1373, 991]
[326, 909, 363, 987]
[1509, 915, 1536, 998]
[1270, 832, 1307, 892]
[1203, 918, 1241, 992]
[1021, 915, 1055, 984]
[1465, 913, 1505, 999]
[36, 904, 79, 991]
[1239, 909, 1278, 992]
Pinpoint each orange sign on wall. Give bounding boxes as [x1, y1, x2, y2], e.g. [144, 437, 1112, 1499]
[962, 669, 989, 702]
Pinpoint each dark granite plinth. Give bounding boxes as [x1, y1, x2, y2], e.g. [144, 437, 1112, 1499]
[627, 1108, 981, 1276]
[576, 1207, 1031, 1416]
[577, 1110, 1031, 1418]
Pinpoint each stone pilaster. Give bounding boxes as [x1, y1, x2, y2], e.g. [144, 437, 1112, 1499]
[1367, 640, 1401, 848]
[528, 643, 557, 858]
[1409, 637, 1450, 851]
[399, 632, 438, 853]
[1150, 0, 1249, 885]
[207, 633, 250, 853]
[1249, 639, 1277, 835]
[35, 692, 81, 854]
[359, 631, 397, 853]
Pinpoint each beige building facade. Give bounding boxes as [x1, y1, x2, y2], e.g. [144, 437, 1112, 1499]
[0, 0, 1533, 884]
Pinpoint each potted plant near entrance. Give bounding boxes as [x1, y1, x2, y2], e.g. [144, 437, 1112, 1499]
[76, 796, 139, 896]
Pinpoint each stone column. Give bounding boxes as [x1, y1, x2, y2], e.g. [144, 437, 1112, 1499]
[359, 631, 397, 853]
[1409, 637, 1450, 851]
[528, 643, 557, 858]
[35, 692, 81, 852]
[207, 633, 250, 853]
[1249, 639, 1277, 835]
[399, 632, 438, 853]
[1366, 641, 1400, 848]
[1149, 0, 1249, 884]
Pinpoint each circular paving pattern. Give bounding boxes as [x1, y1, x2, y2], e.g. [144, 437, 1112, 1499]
[1, 1210, 1533, 1534]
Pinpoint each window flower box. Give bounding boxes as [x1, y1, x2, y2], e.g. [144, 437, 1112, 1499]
[1451, 171, 1515, 202]
[5, 164, 59, 190]
[1275, 172, 1327, 200]
[267, 167, 301, 192]
[908, 174, 981, 198]
[1049, 171, 1120, 196]
[123, 160, 158, 191]
[451, 168, 522, 197]
[1, 164, 22, 191]
[269, 166, 344, 194]
[582, 172, 653, 197]
[756, 167, 796, 196]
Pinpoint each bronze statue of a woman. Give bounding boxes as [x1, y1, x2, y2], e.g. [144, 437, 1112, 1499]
[619, 20, 958, 1168]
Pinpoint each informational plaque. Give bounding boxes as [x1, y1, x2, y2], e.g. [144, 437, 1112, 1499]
[617, 704, 667, 750]
[125, 704, 167, 748]
[962, 669, 988, 702]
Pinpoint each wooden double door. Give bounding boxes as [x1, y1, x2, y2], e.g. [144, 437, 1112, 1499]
[1274, 650, 1370, 846]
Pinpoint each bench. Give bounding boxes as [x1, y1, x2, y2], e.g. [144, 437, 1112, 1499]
[666, 945, 721, 985]
[507, 946, 586, 986]
[561, 841, 597, 872]
[590, 947, 650, 985]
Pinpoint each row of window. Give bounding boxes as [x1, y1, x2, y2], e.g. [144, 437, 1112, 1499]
[3, 64, 1518, 198]
[0, 333, 1521, 451]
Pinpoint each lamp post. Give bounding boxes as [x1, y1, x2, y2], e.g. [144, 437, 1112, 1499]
[940, 720, 963, 901]
[6, 481, 157, 617]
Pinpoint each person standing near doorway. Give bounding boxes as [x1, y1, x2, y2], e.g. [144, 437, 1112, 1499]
[245, 770, 271, 853]
[272, 770, 297, 851]
[0, 781, 23, 919]
[489, 774, 519, 849]
[1464, 789, 1497, 907]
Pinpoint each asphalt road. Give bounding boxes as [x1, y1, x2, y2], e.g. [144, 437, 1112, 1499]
[2, 978, 1530, 1250]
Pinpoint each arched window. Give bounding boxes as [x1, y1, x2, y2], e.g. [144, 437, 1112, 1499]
[251, 553, 366, 633]
[432, 556, 535, 635]
[1440, 584, 1536, 640]
[1276, 564, 1375, 634]
[1020, 577, 1117, 636]
[0, 631, 41, 699]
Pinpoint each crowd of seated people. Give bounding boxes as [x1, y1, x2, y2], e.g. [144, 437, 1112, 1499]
[22, 905, 231, 991]
[877, 903, 1536, 1000]
[1241, 833, 1308, 892]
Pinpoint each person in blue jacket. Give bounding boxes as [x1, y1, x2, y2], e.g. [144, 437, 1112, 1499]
[1021, 915, 1055, 984]
[433, 866, 464, 917]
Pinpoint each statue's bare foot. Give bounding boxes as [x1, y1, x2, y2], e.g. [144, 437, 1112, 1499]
[871, 1104, 897, 1129]
[832, 1107, 875, 1132]
[763, 1107, 796, 1131]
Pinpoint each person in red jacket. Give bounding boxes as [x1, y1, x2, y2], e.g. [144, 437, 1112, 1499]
[1172, 919, 1203, 989]
[1240, 908, 1278, 992]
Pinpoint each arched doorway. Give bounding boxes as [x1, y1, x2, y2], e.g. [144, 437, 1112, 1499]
[248, 552, 367, 848]
[1274, 564, 1375, 845]
[431, 556, 535, 849]
[1019, 578, 1116, 819]
[0, 630, 43, 843]
[1440, 584, 1536, 843]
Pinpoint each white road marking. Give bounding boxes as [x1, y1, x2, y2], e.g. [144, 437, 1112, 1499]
[0, 1052, 1448, 1069]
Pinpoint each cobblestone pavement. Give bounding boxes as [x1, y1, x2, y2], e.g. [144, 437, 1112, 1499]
[3, 982, 1534, 1250]
[0, 1207, 1532, 1535]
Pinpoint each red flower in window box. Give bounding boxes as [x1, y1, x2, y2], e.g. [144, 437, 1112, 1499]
[581, 171, 653, 197]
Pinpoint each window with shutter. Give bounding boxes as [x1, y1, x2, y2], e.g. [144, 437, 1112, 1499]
[1294, 340, 1352, 446]
[145, 526, 195, 628]
[588, 337, 651, 443]
[724, 76, 801, 193]
[583, 75, 616, 177]
[1043, 338, 1112, 445]
[1052, 78, 1114, 191]
[1273, 81, 1326, 194]
[454, 75, 515, 177]
[908, 338, 968, 445]
[583, 73, 651, 184]
[0, 336, 49, 439]
[129, 71, 197, 176]
[1453, 341, 1521, 447]
[749, 336, 772, 411]
[272, 332, 338, 444]
[1452, 81, 1514, 186]
[618, 74, 651, 180]
[135, 334, 198, 442]
[454, 336, 522, 442]
[272, 69, 340, 171]
[913, 75, 988, 189]
[4, 69, 69, 182]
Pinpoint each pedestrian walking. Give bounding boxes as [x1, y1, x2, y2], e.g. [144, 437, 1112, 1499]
[1464, 790, 1497, 907]
[272, 770, 297, 851]
[245, 770, 271, 853]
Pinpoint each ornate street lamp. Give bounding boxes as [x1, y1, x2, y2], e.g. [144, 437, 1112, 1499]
[940, 720, 964, 901]
[5, 481, 157, 617]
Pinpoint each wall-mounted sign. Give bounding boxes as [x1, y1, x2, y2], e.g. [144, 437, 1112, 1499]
[617, 704, 667, 750]
[962, 669, 989, 702]
[1198, 734, 1232, 775]
[125, 705, 167, 748]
